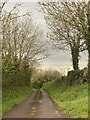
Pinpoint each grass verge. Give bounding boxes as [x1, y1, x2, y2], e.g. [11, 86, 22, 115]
[43, 81, 88, 118]
[2, 86, 32, 114]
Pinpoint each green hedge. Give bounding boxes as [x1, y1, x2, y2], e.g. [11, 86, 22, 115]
[68, 69, 87, 85]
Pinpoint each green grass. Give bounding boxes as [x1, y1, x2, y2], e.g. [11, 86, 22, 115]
[0, 90, 2, 117]
[43, 81, 88, 118]
[2, 86, 32, 114]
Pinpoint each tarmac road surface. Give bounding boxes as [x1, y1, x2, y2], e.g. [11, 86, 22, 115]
[3, 90, 62, 118]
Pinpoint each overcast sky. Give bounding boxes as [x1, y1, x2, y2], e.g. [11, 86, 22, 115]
[3, 0, 88, 74]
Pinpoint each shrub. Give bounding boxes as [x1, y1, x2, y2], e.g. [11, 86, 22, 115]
[32, 79, 43, 89]
[68, 69, 87, 85]
[56, 76, 67, 84]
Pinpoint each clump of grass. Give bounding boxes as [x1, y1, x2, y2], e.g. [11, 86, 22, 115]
[2, 86, 32, 114]
[43, 81, 88, 118]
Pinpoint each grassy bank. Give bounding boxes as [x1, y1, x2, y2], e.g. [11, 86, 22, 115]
[43, 81, 88, 118]
[2, 86, 32, 114]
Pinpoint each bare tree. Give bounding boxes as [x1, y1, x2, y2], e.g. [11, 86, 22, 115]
[56, 1, 89, 80]
[2, 2, 48, 68]
[39, 1, 87, 70]
[1, 1, 49, 86]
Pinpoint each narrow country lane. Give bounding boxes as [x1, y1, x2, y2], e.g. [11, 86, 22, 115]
[3, 90, 62, 118]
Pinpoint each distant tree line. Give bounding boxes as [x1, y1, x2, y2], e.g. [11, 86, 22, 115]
[31, 69, 62, 89]
[31, 67, 88, 87]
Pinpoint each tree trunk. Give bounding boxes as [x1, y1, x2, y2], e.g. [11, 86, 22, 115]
[88, 53, 90, 82]
[87, 1, 90, 82]
[87, 32, 90, 82]
[71, 47, 79, 70]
